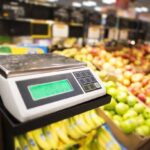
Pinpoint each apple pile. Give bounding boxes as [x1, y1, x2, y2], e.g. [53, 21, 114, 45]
[112, 46, 150, 73]
[120, 71, 150, 105]
[102, 81, 150, 137]
[54, 47, 150, 137]
[54, 46, 150, 106]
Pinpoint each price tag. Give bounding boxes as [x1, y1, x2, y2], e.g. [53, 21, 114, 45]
[52, 23, 69, 38]
[120, 30, 128, 40]
[88, 26, 100, 39]
[108, 28, 119, 40]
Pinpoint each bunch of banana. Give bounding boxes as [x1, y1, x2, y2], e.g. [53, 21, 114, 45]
[15, 110, 105, 150]
[72, 110, 105, 134]
[17, 135, 30, 150]
[97, 127, 122, 150]
[25, 131, 40, 150]
[14, 137, 22, 150]
[77, 125, 122, 150]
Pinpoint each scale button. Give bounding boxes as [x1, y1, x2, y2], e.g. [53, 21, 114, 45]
[85, 71, 92, 76]
[85, 78, 91, 83]
[90, 77, 96, 82]
[74, 72, 81, 78]
[94, 83, 101, 88]
[79, 79, 86, 84]
[81, 71, 86, 77]
[89, 84, 97, 90]
[83, 85, 89, 91]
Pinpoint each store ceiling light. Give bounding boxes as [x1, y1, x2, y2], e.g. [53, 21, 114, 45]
[82, 1, 97, 7]
[47, 0, 58, 2]
[102, 0, 115, 4]
[135, 7, 142, 13]
[94, 6, 102, 12]
[135, 7, 149, 13]
[141, 7, 149, 12]
[72, 2, 82, 7]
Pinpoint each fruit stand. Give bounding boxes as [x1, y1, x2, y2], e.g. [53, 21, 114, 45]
[54, 43, 150, 149]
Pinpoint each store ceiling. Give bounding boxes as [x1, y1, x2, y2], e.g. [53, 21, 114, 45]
[51, 0, 150, 12]
[17, 0, 150, 13]
[57, 0, 106, 7]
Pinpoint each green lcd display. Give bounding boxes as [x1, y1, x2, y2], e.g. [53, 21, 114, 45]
[28, 79, 74, 101]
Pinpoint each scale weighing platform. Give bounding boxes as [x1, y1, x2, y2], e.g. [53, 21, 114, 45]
[0, 54, 106, 122]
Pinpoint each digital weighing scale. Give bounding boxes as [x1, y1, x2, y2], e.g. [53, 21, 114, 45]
[0, 54, 106, 122]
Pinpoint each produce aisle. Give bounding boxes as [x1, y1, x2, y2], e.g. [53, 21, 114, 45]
[0, 0, 150, 150]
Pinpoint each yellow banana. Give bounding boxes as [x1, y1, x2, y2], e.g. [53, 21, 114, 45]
[66, 121, 81, 140]
[53, 121, 75, 145]
[100, 127, 121, 150]
[73, 114, 92, 133]
[14, 137, 22, 150]
[69, 118, 86, 139]
[25, 131, 40, 150]
[84, 129, 96, 147]
[43, 125, 59, 149]
[89, 110, 105, 127]
[90, 137, 100, 150]
[83, 111, 97, 129]
[18, 135, 30, 150]
[31, 128, 51, 149]
[97, 130, 107, 150]
[57, 140, 65, 150]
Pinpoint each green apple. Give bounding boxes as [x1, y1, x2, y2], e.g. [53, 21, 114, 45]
[116, 91, 128, 103]
[127, 95, 137, 107]
[115, 103, 129, 115]
[113, 115, 122, 121]
[135, 125, 150, 137]
[105, 81, 116, 89]
[123, 109, 138, 119]
[99, 70, 107, 79]
[107, 88, 118, 97]
[119, 86, 128, 92]
[120, 118, 137, 134]
[109, 110, 116, 116]
[104, 98, 117, 110]
[145, 119, 150, 127]
[143, 108, 150, 119]
[133, 103, 145, 114]
[135, 115, 145, 126]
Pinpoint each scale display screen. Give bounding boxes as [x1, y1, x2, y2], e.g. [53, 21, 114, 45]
[28, 79, 73, 101]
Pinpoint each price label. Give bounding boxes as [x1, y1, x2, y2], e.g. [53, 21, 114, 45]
[108, 28, 119, 40]
[52, 23, 69, 38]
[120, 30, 128, 40]
[88, 26, 100, 39]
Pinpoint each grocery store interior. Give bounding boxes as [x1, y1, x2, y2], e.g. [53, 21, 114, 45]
[0, 0, 150, 150]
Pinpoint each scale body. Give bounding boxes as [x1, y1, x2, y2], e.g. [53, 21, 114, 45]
[0, 54, 106, 122]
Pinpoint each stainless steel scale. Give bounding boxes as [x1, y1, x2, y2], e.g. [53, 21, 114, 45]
[0, 54, 106, 122]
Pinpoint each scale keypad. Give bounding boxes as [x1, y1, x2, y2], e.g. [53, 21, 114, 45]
[73, 70, 101, 92]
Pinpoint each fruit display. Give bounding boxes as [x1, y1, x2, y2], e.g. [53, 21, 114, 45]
[102, 81, 150, 137]
[78, 125, 125, 150]
[15, 110, 105, 150]
[54, 45, 150, 138]
[54, 44, 150, 106]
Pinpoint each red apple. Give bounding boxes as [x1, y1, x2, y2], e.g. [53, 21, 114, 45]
[137, 93, 146, 102]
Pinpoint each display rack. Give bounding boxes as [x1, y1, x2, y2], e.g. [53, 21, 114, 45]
[0, 94, 111, 150]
